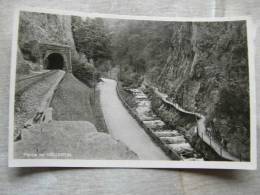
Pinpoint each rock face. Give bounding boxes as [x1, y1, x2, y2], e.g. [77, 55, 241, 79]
[18, 11, 78, 70]
[156, 21, 249, 160]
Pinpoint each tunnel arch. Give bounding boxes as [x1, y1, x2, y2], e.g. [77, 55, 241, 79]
[39, 43, 72, 72]
[45, 53, 65, 70]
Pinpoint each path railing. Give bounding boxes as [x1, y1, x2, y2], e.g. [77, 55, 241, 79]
[152, 87, 240, 161]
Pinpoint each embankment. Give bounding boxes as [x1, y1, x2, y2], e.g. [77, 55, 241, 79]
[50, 73, 95, 122]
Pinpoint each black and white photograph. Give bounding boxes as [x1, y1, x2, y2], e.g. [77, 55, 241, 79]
[8, 8, 256, 169]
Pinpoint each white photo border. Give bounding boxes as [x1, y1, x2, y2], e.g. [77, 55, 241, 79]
[8, 7, 257, 170]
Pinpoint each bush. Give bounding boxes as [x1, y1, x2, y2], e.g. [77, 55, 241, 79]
[151, 94, 162, 111]
[72, 60, 99, 87]
[20, 40, 40, 63]
[157, 109, 177, 128]
[216, 83, 249, 124]
[119, 70, 143, 88]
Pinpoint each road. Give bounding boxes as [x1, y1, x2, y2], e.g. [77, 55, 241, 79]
[98, 78, 169, 160]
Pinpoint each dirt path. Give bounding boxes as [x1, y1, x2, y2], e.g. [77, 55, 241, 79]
[98, 78, 169, 160]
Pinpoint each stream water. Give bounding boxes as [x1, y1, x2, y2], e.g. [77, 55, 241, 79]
[129, 87, 204, 161]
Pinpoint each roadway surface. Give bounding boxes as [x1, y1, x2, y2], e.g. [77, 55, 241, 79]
[98, 78, 169, 160]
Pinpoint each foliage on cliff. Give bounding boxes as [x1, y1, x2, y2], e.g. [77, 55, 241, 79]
[71, 16, 113, 84]
[107, 19, 172, 87]
[71, 16, 112, 64]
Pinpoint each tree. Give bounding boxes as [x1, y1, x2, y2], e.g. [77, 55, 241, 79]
[72, 16, 112, 63]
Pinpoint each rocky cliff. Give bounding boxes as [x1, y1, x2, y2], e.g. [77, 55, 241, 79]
[17, 11, 78, 74]
[155, 21, 249, 160]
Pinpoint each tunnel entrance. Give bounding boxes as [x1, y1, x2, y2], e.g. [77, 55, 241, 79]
[39, 43, 72, 72]
[46, 53, 64, 70]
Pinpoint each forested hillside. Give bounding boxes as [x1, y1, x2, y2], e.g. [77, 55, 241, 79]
[105, 19, 173, 87]
[71, 16, 112, 86]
